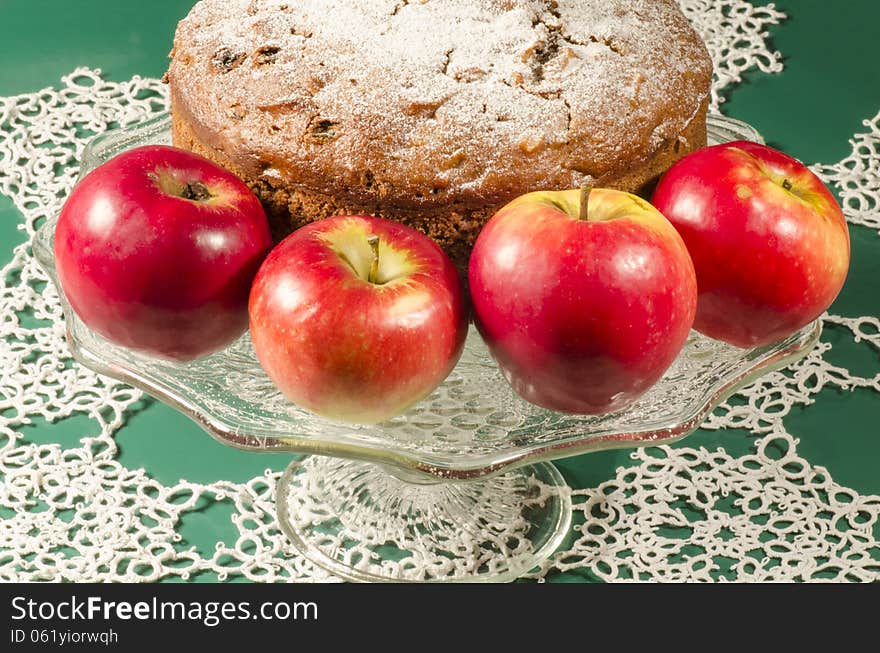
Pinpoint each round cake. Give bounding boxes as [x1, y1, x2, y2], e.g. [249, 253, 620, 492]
[166, 0, 713, 272]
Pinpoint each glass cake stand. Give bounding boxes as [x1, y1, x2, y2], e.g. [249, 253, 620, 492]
[32, 113, 821, 582]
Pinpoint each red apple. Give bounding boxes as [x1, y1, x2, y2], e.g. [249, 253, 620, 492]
[468, 187, 697, 415]
[54, 145, 272, 361]
[248, 215, 468, 424]
[651, 140, 850, 347]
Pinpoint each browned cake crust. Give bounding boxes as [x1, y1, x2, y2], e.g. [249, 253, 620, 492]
[166, 0, 713, 271]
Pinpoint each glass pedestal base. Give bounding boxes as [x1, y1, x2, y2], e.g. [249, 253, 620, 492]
[276, 456, 572, 582]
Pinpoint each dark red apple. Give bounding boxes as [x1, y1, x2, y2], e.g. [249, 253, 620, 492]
[248, 215, 468, 424]
[468, 187, 697, 414]
[54, 144, 272, 361]
[652, 140, 850, 347]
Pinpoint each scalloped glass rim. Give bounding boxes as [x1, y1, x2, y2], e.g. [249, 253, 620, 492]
[32, 113, 819, 480]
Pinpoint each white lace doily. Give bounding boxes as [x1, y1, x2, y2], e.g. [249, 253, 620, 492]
[1, 0, 878, 582]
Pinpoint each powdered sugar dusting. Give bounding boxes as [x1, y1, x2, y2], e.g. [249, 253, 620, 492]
[169, 0, 711, 201]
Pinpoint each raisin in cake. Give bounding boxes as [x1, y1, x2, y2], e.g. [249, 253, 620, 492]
[166, 0, 713, 271]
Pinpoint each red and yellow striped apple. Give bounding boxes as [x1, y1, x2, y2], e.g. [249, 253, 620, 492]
[468, 187, 697, 415]
[652, 141, 850, 347]
[248, 215, 468, 424]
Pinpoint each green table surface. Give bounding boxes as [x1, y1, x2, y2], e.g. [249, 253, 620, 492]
[1, 0, 878, 582]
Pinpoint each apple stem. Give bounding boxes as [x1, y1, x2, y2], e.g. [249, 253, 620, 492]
[782, 179, 793, 191]
[367, 235, 380, 284]
[181, 181, 212, 202]
[579, 182, 592, 221]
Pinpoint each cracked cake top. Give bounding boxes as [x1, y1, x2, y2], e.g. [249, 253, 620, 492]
[167, 0, 712, 205]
